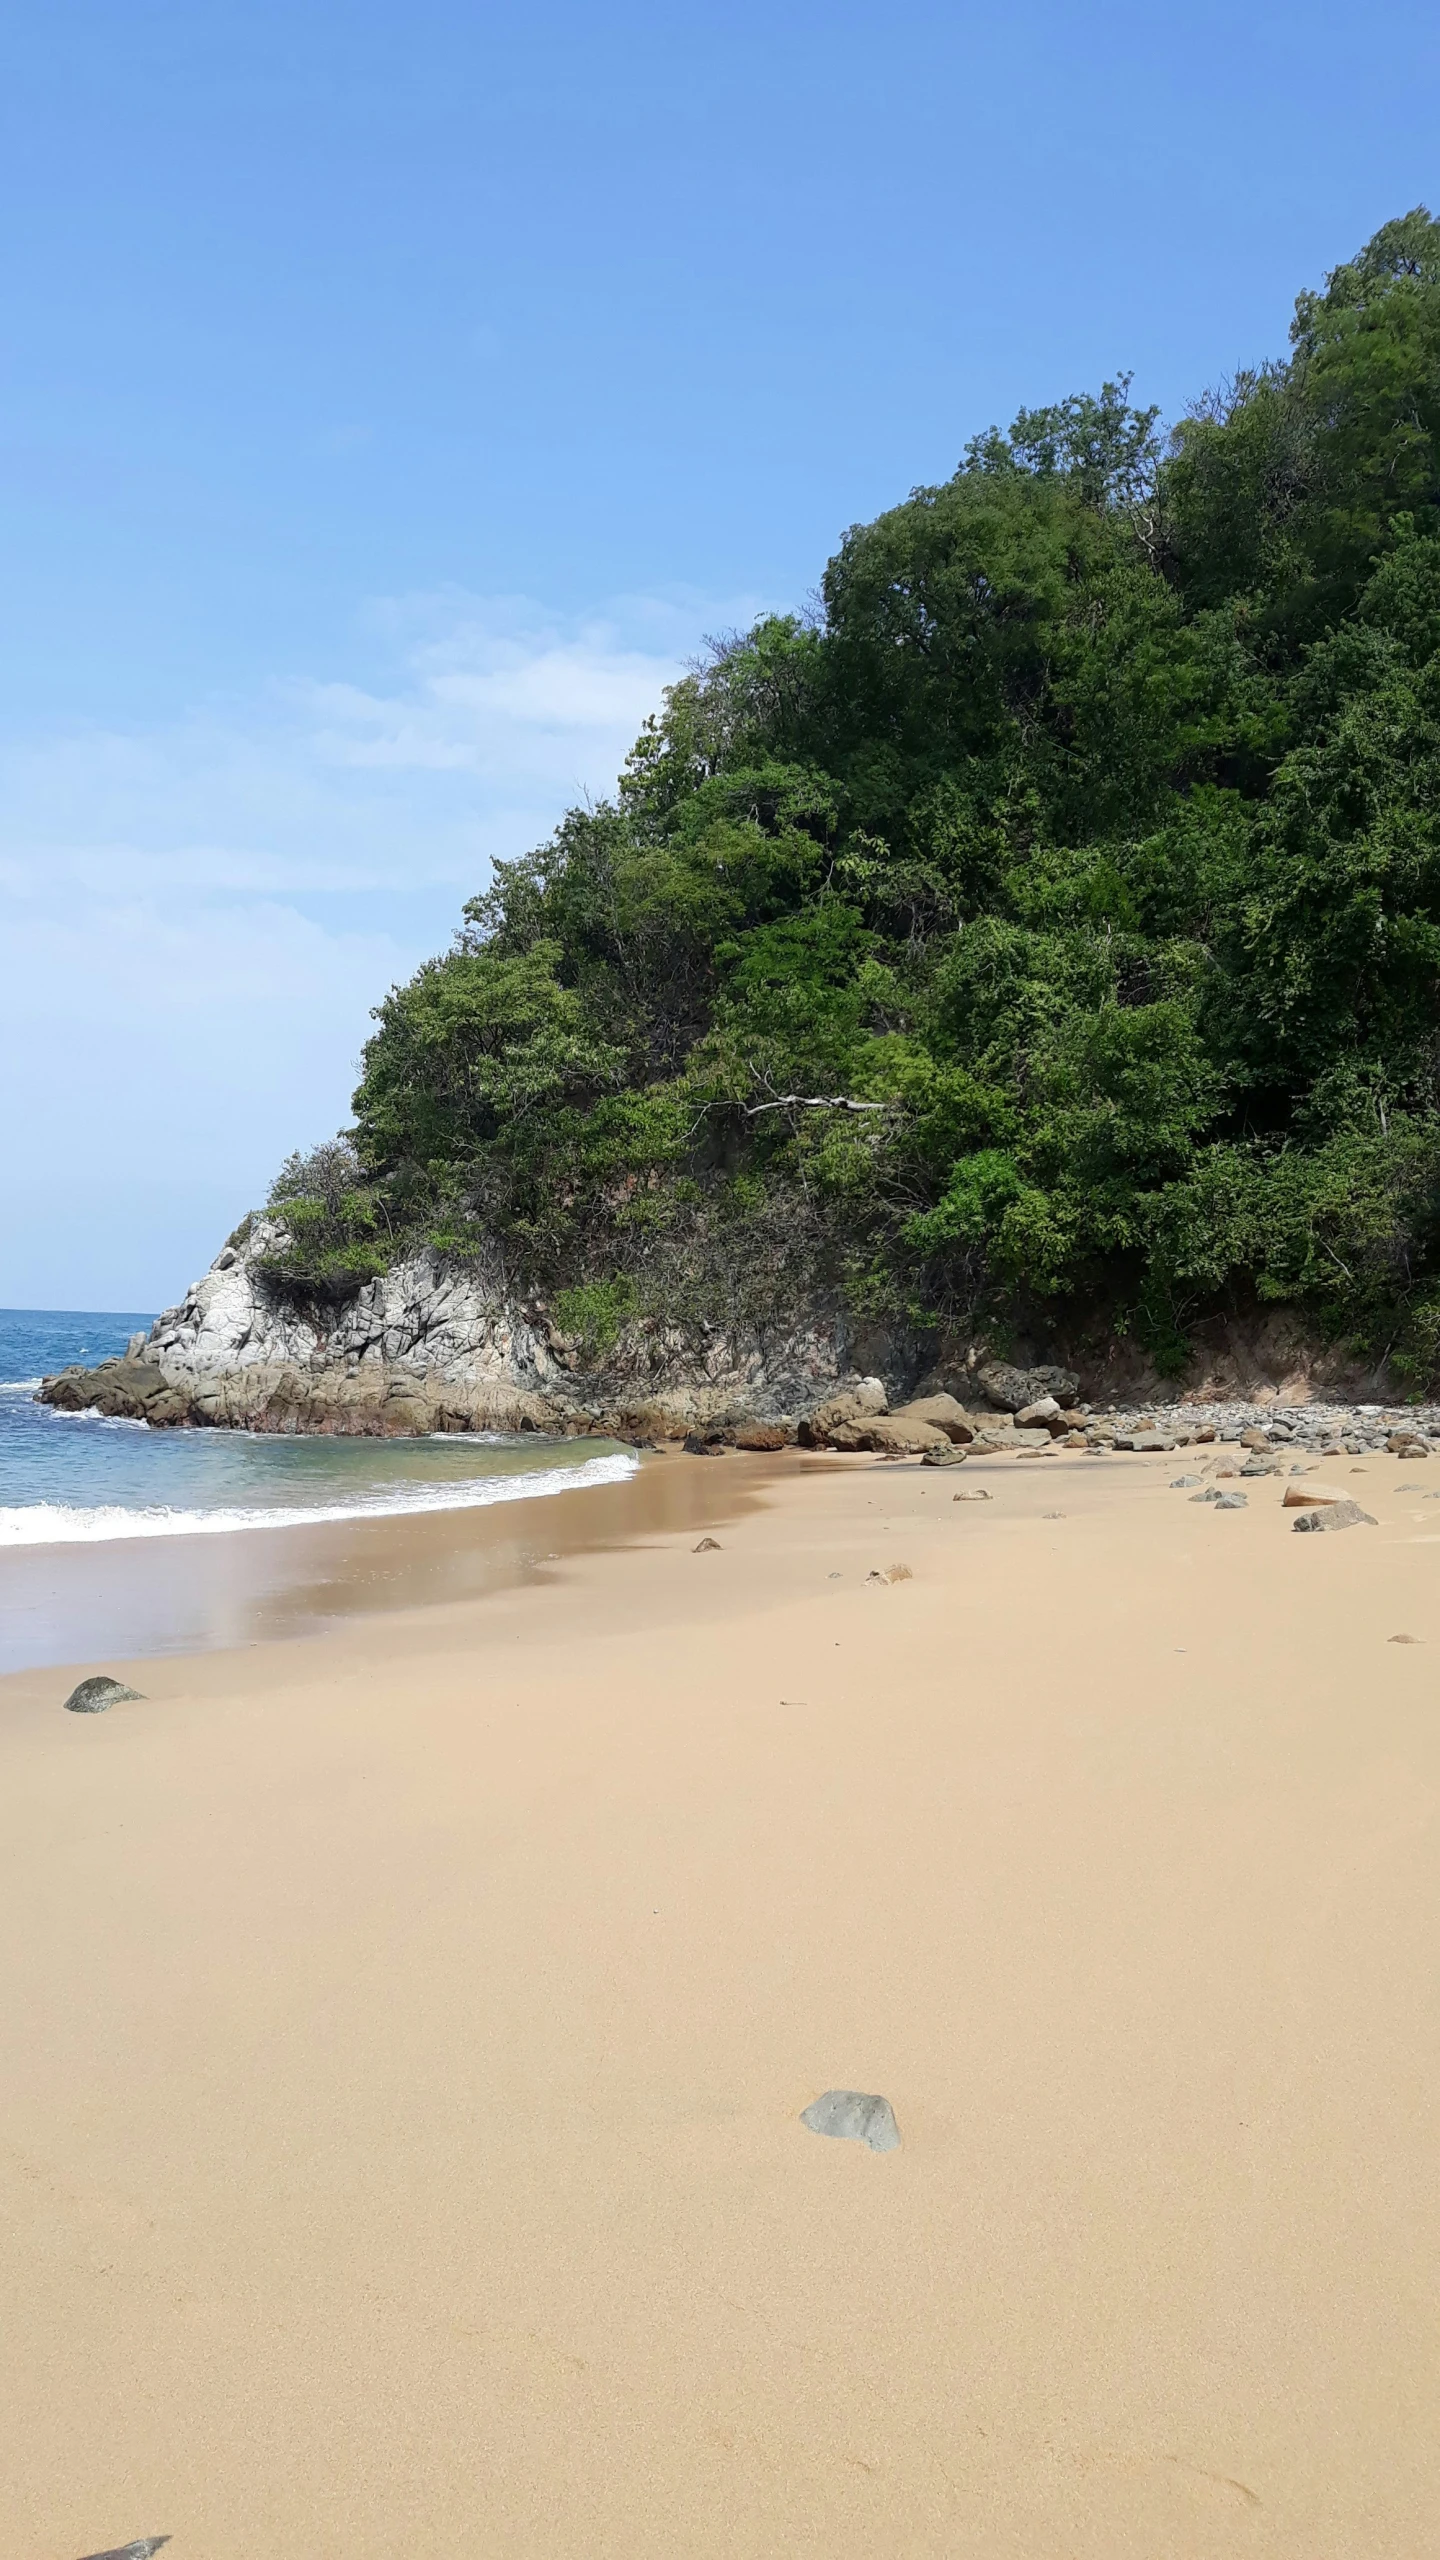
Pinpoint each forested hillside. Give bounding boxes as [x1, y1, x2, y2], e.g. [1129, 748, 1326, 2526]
[265, 212, 1440, 1381]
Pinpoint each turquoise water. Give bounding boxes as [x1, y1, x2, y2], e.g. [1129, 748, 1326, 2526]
[0, 1307, 635, 1547]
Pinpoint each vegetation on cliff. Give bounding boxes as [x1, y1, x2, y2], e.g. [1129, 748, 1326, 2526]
[264, 212, 1440, 1380]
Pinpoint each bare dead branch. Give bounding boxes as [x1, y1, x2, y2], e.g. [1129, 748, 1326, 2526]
[687, 1093, 898, 1137]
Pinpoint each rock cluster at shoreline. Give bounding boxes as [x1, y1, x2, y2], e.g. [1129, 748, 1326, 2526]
[36, 1217, 1440, 1451]
[1079, 1400, 1440, 1456]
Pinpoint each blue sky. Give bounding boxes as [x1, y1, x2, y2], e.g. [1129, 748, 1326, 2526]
[2, 0, 1436, 1307]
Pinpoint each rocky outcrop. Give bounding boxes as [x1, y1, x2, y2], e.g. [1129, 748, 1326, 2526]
[35, 1218, 1160, 1444]
[38, 1223, 921, 1441]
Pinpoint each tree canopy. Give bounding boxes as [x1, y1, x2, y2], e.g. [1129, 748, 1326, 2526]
[265, 212, 1440, 1383]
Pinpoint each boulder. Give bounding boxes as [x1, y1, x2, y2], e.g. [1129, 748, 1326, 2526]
[977, 1360, 1069, 1412]
[920, 1442, 968, 1466]
[800, 2089, 901, 2151]
[733, 1422, 791, 1450]
[1015, 1395, 1061, 1427]
[891, 1393, 976, 1442]
[1239, 1428, 1271, 1451]
[1293, 1500, 1376, 1532]
[824, 1416, 950, 1456]
[1028, 1363, 1080, 1402]
[797, 1381, 889, 1446]
[63, 1675, 144, 1714]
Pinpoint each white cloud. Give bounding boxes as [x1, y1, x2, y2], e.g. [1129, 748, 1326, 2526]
[0, 587, 763, 1308]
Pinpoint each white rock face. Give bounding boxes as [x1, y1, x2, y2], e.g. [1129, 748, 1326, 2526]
[89, 1220, 875, 1436]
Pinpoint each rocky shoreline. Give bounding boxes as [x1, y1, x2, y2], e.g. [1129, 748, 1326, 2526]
[37, 1227, 1440, 1455]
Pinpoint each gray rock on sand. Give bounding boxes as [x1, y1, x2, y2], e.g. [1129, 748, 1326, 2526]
[693, 1536, 721, 1552]
[1171, 1474, 1202, 1487]
[801, 2090, 901, 2151]
[1213, 1491, 1248, 1510]
[1293, 1499, 1376, 1532]
[63, 1676, 144, 1715]
[953, 1487, 992, 1501]
[77, 2541, 171, 2559]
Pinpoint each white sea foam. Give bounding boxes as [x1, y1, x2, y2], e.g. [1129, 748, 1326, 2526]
[0, 1450, 638, 1547]
[28, 1402, 151, 1428]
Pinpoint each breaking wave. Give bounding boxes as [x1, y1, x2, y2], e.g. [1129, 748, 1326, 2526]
[0, 1449, 638, 1547]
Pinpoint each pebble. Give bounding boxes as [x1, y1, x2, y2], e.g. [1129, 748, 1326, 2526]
[801, 2090, 901, 2151]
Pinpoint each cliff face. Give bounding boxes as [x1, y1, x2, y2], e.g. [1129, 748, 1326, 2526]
[39, 1222, 893, 1437]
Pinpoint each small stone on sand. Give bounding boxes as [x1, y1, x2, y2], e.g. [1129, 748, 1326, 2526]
[952, 1488, 992, 1502]
[1389, 1633, 1421, 1644]
[1293, 1500, 1376, 1533]
[78, 2542, 171, 2559]
[63, 1676, 143, 1715]
[693, 1536, 721, 1552]
[801, 2090, 901, 2151]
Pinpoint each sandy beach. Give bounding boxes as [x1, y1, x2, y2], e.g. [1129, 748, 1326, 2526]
[3, 1442, 1439, 2556]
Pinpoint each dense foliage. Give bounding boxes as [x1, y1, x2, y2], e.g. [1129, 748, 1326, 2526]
[266, 213, 1440, 1380]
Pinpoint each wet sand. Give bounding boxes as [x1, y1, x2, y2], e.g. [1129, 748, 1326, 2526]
[3, 1445, 1440, 2555]
[0, 1446, 780, 1675]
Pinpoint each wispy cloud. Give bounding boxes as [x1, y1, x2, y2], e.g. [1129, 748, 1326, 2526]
[0, 585, 764, 1304]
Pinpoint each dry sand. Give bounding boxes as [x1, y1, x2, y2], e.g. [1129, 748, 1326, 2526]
[3, 1445, 1439, 2556]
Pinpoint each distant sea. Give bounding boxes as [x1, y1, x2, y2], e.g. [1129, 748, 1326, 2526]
[0, 1307, 635, 1548]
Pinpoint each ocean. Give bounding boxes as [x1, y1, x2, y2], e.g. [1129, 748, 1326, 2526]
[0, 1306, 636, 1549]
